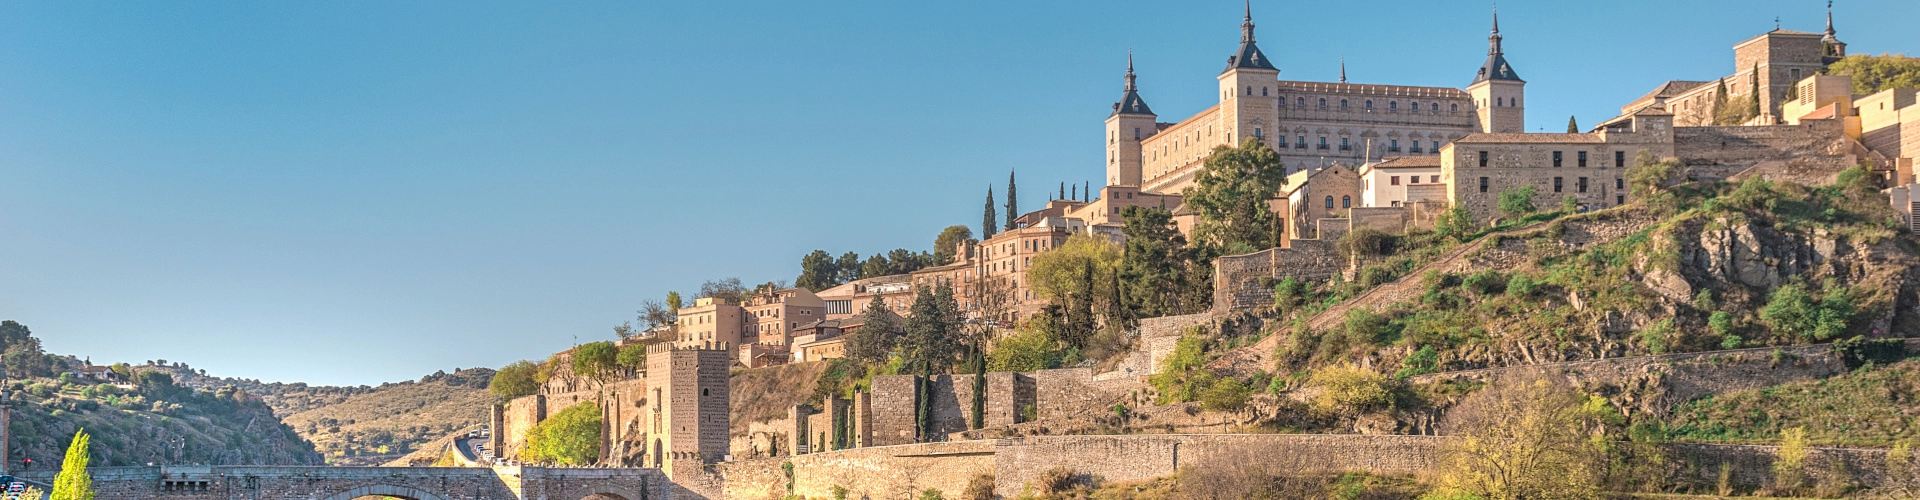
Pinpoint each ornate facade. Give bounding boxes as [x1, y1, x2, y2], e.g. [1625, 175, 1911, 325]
[1105, 6, 1524, 196]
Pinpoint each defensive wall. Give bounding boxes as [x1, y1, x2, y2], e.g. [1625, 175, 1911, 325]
[719, 441, 995, 500]
[717, 434, 1907, 499]
[1674, 120, 1851, 180]
[500, 378, 649, 464]
[1212, 239, 1345, 312]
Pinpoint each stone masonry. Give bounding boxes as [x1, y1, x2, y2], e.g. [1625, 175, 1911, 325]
[20, 465, 676, 500]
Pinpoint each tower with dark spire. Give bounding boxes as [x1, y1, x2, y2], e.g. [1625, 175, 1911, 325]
[1822, 1, 1847, 58]
[1106, 51, 1157, 186]
[1217, 0, 1280, 150]
[1467, 8, 1526, 133]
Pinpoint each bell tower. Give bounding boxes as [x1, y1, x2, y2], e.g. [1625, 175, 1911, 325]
[1467, 9, 1526, 133]
[1217, 1, 1280, 149]
[1106, 52, 1157, 187]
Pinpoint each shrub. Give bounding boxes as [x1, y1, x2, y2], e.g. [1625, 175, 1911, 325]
[518, 401, 602, 465]
[1761, 280, 1855, 341]
[1199, 377, 1252, 412]
[1637, 318, 1674, 354]
[1394, 345, 1440, 379]
[1773, 426, 1810, 493]
[1149, 333, 1212, 404]
[1435, 380, 1605, 500]
[1306, 365, 1393, 416]
[1036, 466, 1075, 495]
[1505, 275, 1536, 298]
[988, 323, 1062, 372]
[1498, 185, 1538, 217]
[962, 474, 996, 500]
[1435, 205, 1478, 242]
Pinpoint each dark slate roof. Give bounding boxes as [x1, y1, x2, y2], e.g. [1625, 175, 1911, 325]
[1224, 41, 1276, 72]
[1473, 52, 1522, 84]
[1112, 89, 1154, 116]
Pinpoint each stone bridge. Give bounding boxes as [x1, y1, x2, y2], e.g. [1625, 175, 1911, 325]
[19, 465, 700, 500]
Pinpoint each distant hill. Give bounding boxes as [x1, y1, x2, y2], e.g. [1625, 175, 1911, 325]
[155, 364, 497, 466]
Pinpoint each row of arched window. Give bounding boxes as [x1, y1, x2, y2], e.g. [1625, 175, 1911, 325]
[1285, 96, 1460, 114]
[1324, 195, 1352, 209]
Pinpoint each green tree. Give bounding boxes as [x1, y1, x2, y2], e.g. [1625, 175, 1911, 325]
[932, 225, 973, 265]
[859, 254, 891, 279]
[835, 252, 861, 284]
[901, 285, 962, 374]
[1183, 138, 1287, 252]
[519, 401, 602, 465]
[573, 341, 620, 384]
[797, 250, 839, 291]
[1005, 171, 1019, 230]
[982, 188, 997, 240]
[490, 361, 541, 399]
[1825, 53, 1920, 94]
[616, 342, 647, 368]
[846, 303, 902, 364]
[1566, 115, 1579, 133]
[0, 320, 33, 354]
[51, 429, 93, 500]
[1119, 206, 1199, 318]
[1497, 185, 1537, 217]
[1624, 150, 1674, 199]
[666, 291, 683, 314]
[1435, 204, 1477, 242]
[1028, 236, 1122, 347]
[1747, 63, 1762, 118]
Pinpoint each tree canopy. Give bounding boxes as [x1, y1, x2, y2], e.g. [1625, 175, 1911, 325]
[932, 225, 973, 265]
[490, 360, 541, 399]
[52, 430, 94, 500]
[1119, 206, 1206, 318]
[572, 341, 620, 383]
[1183, 137, 1287, 254]
[900, 284, 963, 373]
[1825, 53, 1920, 95]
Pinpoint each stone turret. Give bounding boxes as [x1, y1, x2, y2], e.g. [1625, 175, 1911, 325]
[1106, 52, 1157, 186]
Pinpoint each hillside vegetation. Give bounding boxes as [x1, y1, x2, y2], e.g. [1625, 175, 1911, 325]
[273, 369, 495, 465]
[1664, 354, 1920, 447]
[0, 321, 323, 467]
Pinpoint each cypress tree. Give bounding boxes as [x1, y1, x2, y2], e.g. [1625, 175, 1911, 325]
[1005, 171, 1018, 230]
[1071, 183, 1077, 201]
[1749, 63, 1763, 117]
[982, 188, 997, 239]
[1084, 181, 1091, 201]
[1567, 116, 1579, 133]
[1059, 182, 1066, 200]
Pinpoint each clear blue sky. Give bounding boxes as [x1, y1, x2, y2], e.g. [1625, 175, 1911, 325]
[1, 1, 1913, 386]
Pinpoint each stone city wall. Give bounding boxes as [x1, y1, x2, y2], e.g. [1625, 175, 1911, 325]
[1675, 120, 1847, 180]
[720, 441, 996, 500]
[1212, 239, 1344, 312]
[991, 434, 1446, 498]
[983, 372, 1035, 427]
[869, 375, 919, 446]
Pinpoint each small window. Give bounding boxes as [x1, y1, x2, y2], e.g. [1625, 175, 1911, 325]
[1340, 137, 1350, 150]
[1325, 196, 1334, 208]
[1615, 178, 1624, 190]
[1340, 99, 1349, 108]
[1296, 97, 1305, 106]
[1319, 98, 1328, 107]
[1390, 176, 1401, 186]
[1450, 103, 1458, 112]
[1342, 196, 1351, 208]
[1617, 195, 1625, 205]
[1134, 128, 1141, 140]
[1554, 177, 1564, 193]
[1578, 151, 1588, 167]
[1365, 100, 1374, 109]
[1430, 175, 1439, 183]
[1390, 101, 1398, 110]
[1479, 177, 1489, 193]
[1497, 97, 1503, 107]
[1246, 86, 1253, 95]
[1297, 136, 1307, 148]
[1614, 151, 1626, 168]
[1254, 127, 1263, 138]
[1553, 151, 1563, 167]
[1578, 177, 1589, 193]
[1262, 87, 1268, 96]
[1319, 137, 1328, 149]
[1431, 141, 1439, 153]
[1409, 176, 1419, 184]
[1478, 151, 1489, 167]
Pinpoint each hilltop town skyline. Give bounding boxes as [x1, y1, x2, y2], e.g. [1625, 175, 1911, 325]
[2, 0, 1916, 386]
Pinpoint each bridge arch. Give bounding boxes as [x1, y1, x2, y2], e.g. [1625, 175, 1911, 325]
[317, 484, 450, 500]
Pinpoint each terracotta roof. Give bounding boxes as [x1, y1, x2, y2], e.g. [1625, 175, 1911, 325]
[1374, 156, 1442, 168]
[1629, 80, 1710, 105]
[1453, 133, 1605, 144]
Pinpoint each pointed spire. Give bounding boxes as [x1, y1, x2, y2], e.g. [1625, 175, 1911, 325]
[1824, 1, 1837, 39]
[1114, 51, 1154, 116]
[1241, 0, 1256, 43]
[1488, 7, 1504, 56]
[1124, 49, 1137, 92]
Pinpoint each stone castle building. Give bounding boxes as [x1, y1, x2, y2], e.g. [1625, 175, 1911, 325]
[1104, 6, 1526, 196]
[1621, 5, 1848, 126]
